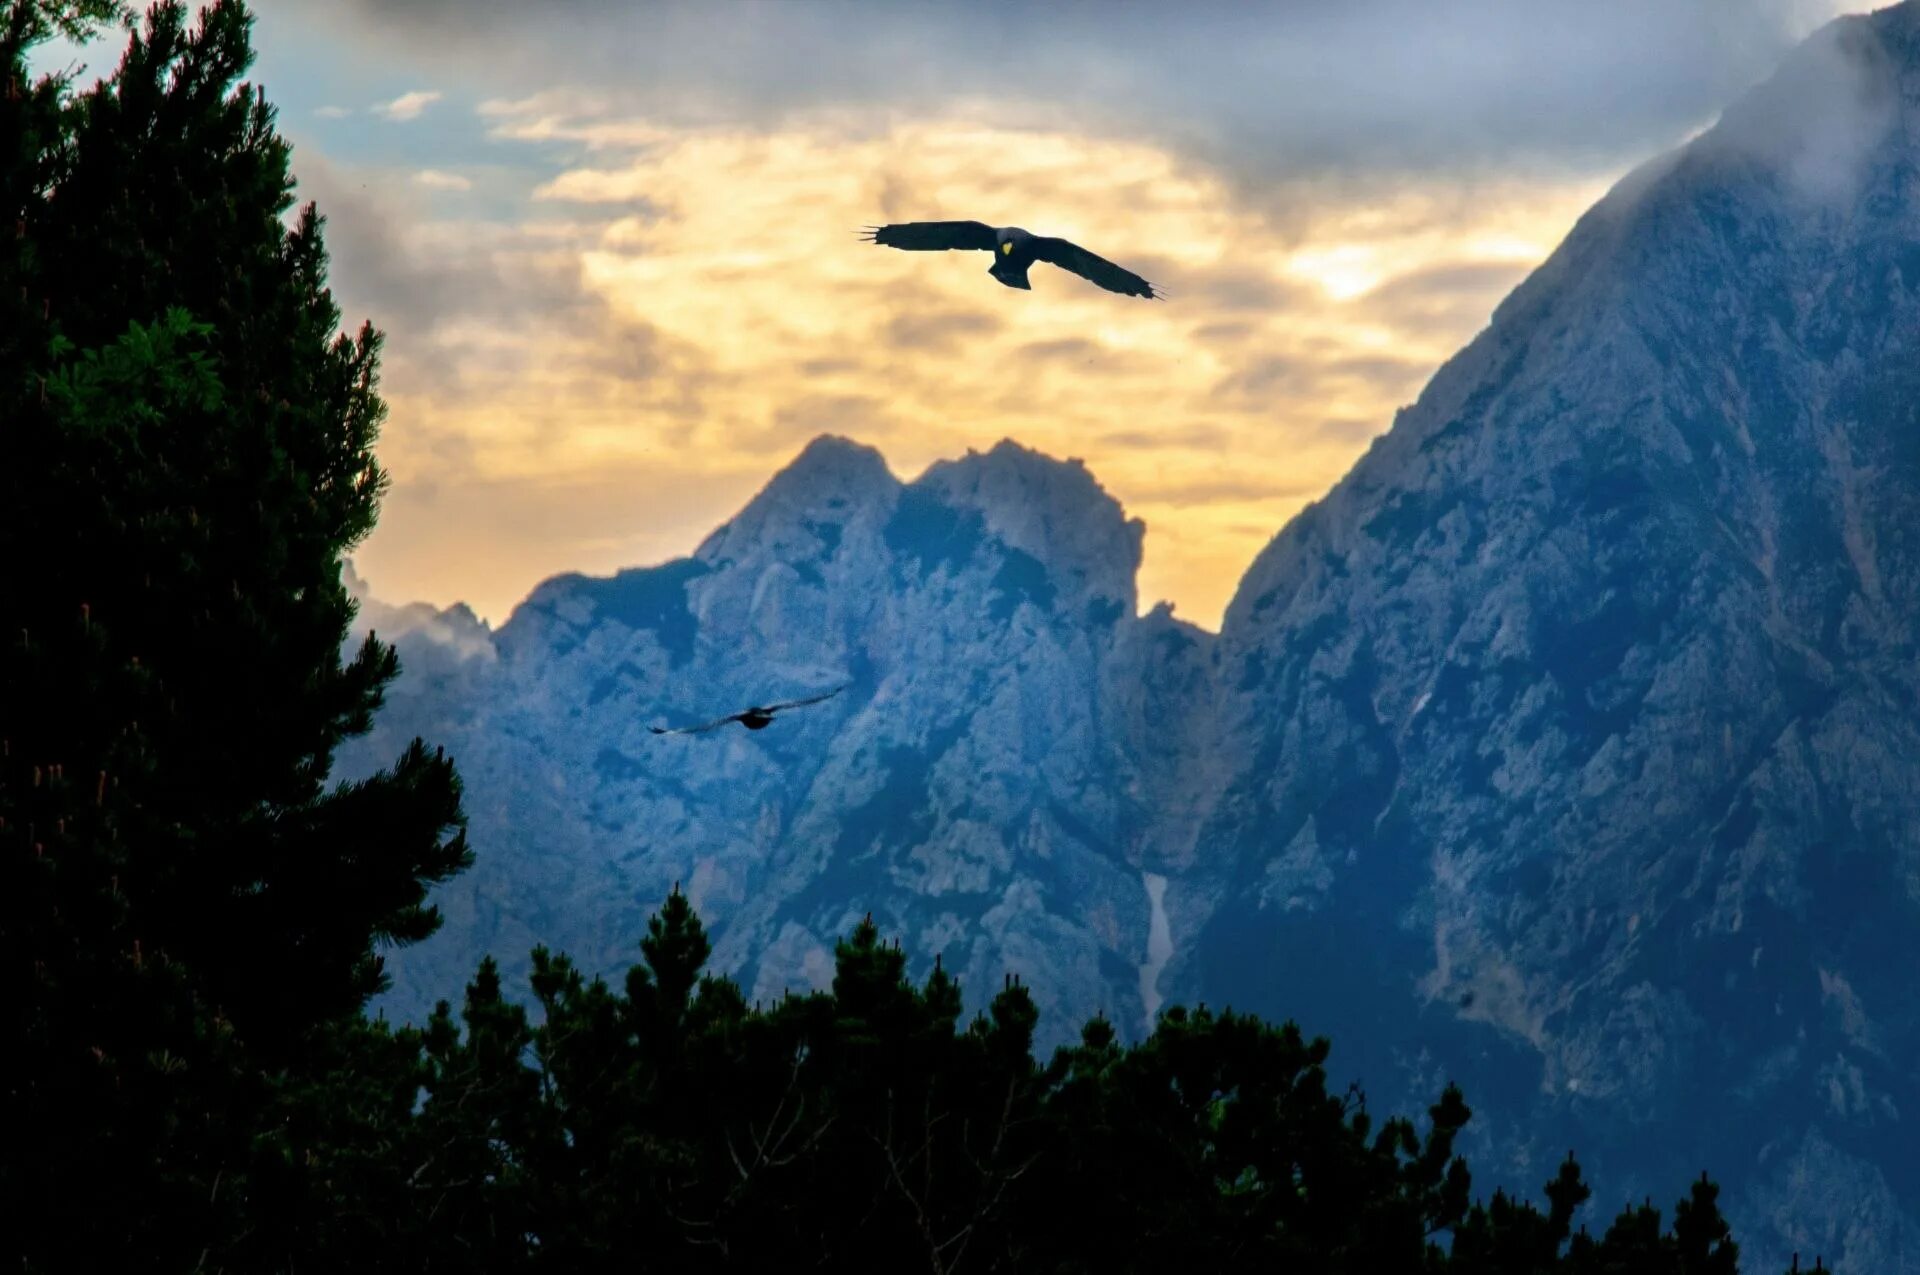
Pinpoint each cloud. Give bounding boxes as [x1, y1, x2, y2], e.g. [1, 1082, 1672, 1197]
[532, 164, 668, 204]
[284, 102, 1622, 627]
[342, 560, 495, 663]
[1351, 258, 1533, 332]
[413, 168, 472, 191]
[375, 89, 443, 121]
[357, 465, 770, 626]
[1706, 5, 1900, 207]
[745, 394, 896, 451]
[1138, 475, 1328, 507]
[1313, 417, 1388, 446]
[1017, 337, 1123, 369]
[1208, 351, 1428, 410]
[296, 154, 519, 344]
[881, 309, 1002, 353]
[305, 0, 1863, 190]
[1187, 320, 1256, 348]
[291, 151, 707, 418]
[1019, 337, 1102, 360]
[315, 104, 352, 119]
[1098, 425, 1232, 453]
[1363, 260, 1534, 303]
[799, 357, 860, 376]
[260, 2, 1876, 629]
[1206, 355, 1317, 404]
[1170, 265, 1307, 313]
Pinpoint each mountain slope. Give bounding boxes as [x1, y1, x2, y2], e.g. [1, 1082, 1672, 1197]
[1179, 8, 1920, 1271]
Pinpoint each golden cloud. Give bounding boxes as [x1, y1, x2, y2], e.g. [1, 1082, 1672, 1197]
[343, 104, 1610, 628]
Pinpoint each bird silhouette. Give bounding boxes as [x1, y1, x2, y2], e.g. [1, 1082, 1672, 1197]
[648, 685, 847, 736]
[860, 220, 1162, 299]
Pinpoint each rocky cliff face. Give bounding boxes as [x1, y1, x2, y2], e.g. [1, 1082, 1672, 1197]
[342, 436, 1214, 1045]
[341, 6, 1920, 1269]
[1175, 8, 1920, 1271]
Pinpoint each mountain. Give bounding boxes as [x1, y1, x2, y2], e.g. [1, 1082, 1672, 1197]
[343, 436, 1214, 1044]
[340, 6, 1920, 1269]
[1176, 8, 1920, 1271]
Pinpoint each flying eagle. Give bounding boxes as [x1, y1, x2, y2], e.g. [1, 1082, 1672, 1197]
[860, 221, 1162, 299]
[648, 685, 847, 736]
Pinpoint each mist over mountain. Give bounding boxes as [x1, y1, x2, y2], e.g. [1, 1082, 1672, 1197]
[341, 5, 1920, 1270]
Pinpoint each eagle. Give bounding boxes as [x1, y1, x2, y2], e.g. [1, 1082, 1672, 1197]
[648, 685, 847, 736]
[860, 221, 1162, 299]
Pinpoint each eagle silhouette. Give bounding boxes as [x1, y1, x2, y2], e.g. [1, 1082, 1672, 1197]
[648, 686, 847, 736]
[860, 221, 1162, 299]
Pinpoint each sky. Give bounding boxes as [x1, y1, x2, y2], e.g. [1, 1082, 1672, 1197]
[46, 0, 1877, 628]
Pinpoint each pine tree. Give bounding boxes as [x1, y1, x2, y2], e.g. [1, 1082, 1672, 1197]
[365, 888, 1770, 1271]
[404, 959, 544, 1273]
[1672, 1171, 1740, 1274]
[1595, 1196, 1671, 1272]
[1, 2, 468, 1266]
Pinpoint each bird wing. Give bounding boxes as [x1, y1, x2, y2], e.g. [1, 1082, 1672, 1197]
[649, 711, 746, 736]
[1029, 237, 1161, 299]
[860, 221, 997, 252]
[763, 685, 848, 714]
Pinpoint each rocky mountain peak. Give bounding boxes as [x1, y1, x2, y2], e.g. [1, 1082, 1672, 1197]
[752, 433, 898, 507]
[695, 433, 900, 569]
[917, 438, 1144, 618]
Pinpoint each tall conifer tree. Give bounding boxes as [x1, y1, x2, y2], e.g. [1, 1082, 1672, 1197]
[0, 2, 469, 1266]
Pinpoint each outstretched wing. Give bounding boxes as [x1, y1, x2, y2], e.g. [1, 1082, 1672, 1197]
[763, 685, 848, 714]
[860, 221, 996, 252]
[1030, 237, 1161, 299]
[649, 712, 746, 736]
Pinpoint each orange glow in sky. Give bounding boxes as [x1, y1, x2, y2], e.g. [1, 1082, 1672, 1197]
[340, 101, 1608, 629]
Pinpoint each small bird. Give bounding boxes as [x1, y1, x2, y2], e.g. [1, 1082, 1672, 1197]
[860, 220, 1162, 299]
[649, 686, 848, 736]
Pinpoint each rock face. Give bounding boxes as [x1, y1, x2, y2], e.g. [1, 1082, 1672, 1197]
[1178, 9, 1920, 1271]
[341, 7, 1920, 1269]
[343, 436, 1214, 1046]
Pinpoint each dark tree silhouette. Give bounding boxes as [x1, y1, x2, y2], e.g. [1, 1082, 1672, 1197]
[394, 893, 1765, 1273]
[1, 3, 467, 1267]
